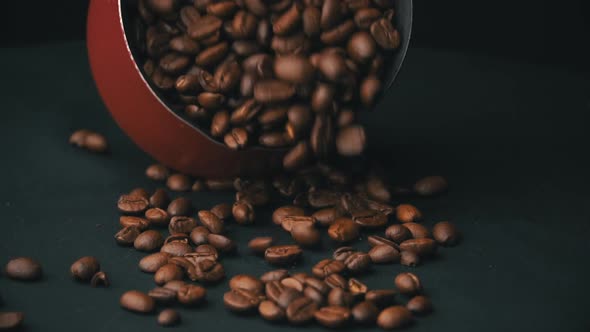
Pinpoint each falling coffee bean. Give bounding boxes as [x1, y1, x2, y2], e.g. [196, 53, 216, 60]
[120, 290, 155, 313]
[157, 309, 181, 326]
[5, 257, 43, 281]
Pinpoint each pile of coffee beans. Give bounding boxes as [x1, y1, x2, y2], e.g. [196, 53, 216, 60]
[133, 0, 402, 167]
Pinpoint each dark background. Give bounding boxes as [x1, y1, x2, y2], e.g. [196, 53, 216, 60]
[1, 0, 589, 69]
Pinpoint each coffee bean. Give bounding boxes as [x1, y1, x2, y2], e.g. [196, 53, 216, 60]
[403, 223, 431, 239]
[166, 173, 192, 192]
[333, 247, 356, 262]
[70, 129, 109, 153]
[177, 284, 207, 306]
[265, 245, 302, 265]
[145, 208, 170, 227]
[286, 296, 318, 325]
[129, 187, 150, 200]
[70, 256, 100, 281]
[5, 257, 42, 281]
[377, 306, 413, 329]
[120, 290, 155, 313]
[189, 226, 210, 245]
[399, 238, 437, 257]
[281, 215, 314, 232]
[224, 288, 261, 312]
[352, 301, 379, 324]
[394, 273, 422, 296]
[160, 241, 193, 257]
[352, 209, 387, 228]
[149, 188, 170, 209]
[281, 277, 306, 293]
[169, 216, 197, 234]
[149, 286, 177, 304]
[230, 275, 264, 295]
[158, 309, 181, 326]
[313, 306, 350, 328]
[210, 203, 233, 219]
[198, 210, 225, 234]
[283, 141, 311, 170]
[413, 176, 448, 196]
[115, 226, 141, 246]
[312, 207, 340, 226]
[327, 288, 354, 308]
[274, 55, 315, 84]
[432, 221, 461, 246]
[385, 224, 412, 243]
[344, 252, 371, 273]
[134, 230, 164, 252]
[400, 251, 420, 267]
[207, 234, 235, 253]
[0, 312, 24, 329]
[312, 259, 346, 279]
[328, 218, 360, 242]
[120, 216, 150, 231]
[325, 273, 348, 290]
[291, 222, 321, 248]
[248, 236, 274, 255]
[139, 252, 171, 273]
[118, 194, 149, 214]
[348, 278, 368, 297]
[163, 280, 186, 292]
[265, 280, 287, 304]
[259, 300, 285, 321]
[369, 244, 400, 264]
[154, 263, 184, 285]
[167, 197, 192, 217]
[396, 204, 422, 223]
[232, 201, 255, 224]
[367, 235, 399, 249]
[365, 289, 397, 308]
[260, 269, 289, 283]
[90, 271, 110, 287]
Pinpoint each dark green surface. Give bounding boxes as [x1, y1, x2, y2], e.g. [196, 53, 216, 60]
[0, 42, 589, 331]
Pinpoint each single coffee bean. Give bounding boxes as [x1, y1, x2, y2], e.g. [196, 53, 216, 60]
[400, 251, 420, 267]
[365, 289, 397, 308]
[232, 201, 255, 224]
[163, 233, 189, 245]
[230, 275, 264, 295]
[158, 309, 181, 326]
[168, 216, 197, 234]
[207, 234, 236, 253]
[265, 245, 302, 265]
[348, 278, 368, 297]
[286, 296, 318, 325]
[163, 280, 186, 292]
[177, 284, 207, 306]
[261, 269, 289, 283]
[120, 290, 155, 313]
[281, 215, 315, 232]
[396, 204, 422, 223]
[403, 223, 431, 239]
[154, 263, 184, 285]
[385, 224, 412, 243]
[413, 176, 448, 196]
[248, 236, 274, 255]
[313, 207, 340, 227]
[254, 80, 296, 104]
[224, 288, 261, 312]
[328, 218, 360, 242]
[189, 226, 210, 245]
[129, 187, 150, 200]
[407, 295, 433, 315]
[274, 55, 315, 84]
[90, 271, 110, 287]
[304, 286, 325, 305]
[344, 252, 371, 273]
[367, 235, 399, 249]
[160, 241, 193, 257]
[149, 188, 170, 209]
[283, 141, 311, 171]
[118, 194, 149, 215]
[352, 301, 379, 324]
[369, 242, 401, 264]
[4, 257, 42, 281]
[149, 287, 177, 304]
[259, 300, 285, 321]
[333, 247, 356, 262]
[265, 280, 287, 304]
[327, 288, 354, 308]
[120, 216, 150, 231]
[394, 273, 422, 296]
[291, 222, 321, 248]
[399, 238, 437, 257]
[70, 256, 100, 281]
[312, 259, 346, 279]
[377, 306, 413, 330]
[432, 221, 461, 246]
[281, 277, 305, 292]
[139, 252, 171, 273]
[166, 173, 192, 192]
[0, 312, 25, 330]
[167, 197, 193, 217]
[193, 244, 220, 261]
[347, 31, 377, 63]
[115, 226, 141, 246]
[198, 210, 225, 234]
[134, 230, 164, 252]
[210, 203, 233, 219]
[352, 209, 387, 228]
[145, 208, 170, 227]
[325, 273, 348, 290]
[314, 306, 351, 328]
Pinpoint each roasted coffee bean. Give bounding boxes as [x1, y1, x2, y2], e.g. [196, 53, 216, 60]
[157, 309, 181, 326]
[313, 207, 341, 227]
[145, 208, 170, 227]
[230, 275, 264, 295]
[224, 288, 261, 312]
[395, 273, 422, 295]
[283, 141, 311, 170]
[177, 284, 207, 306]
[120, 216, 150, 231]
[325, 273, 348, 290]
[265, 281, 287, 304]
[70, 129, 109, 153]
[286, 296, 318, 325]
[377, 306, 413, 329]
[90, 271, 110, 287]
[120, 290, 155, 313]
[261, 269, 289, 283]
[308, 190, 341, 208]
[348, 278, 368, 297]
[352, 301, 379, 324]
[154, 263, 184, 285]
[352, 209, 387, 228]
[314, 306, 351, 328]
[407, 295, 433, 315]
[115, 226, 141, 246]
[160, 241, 193, 257]
[139, 252, 171, 273]
[396, 204, 422, 223]
[432, 221, 461, 246]
[146, 164, 169, 181]
[248, 237, 274, 255]
[370, 18, 400, 50]
[367, 235, 399, 249]
[304, 286, 325, 305]
[70, 256, 100, 281]
[343, 252, 371, 273]
[207, 234, 235, 253]
[365, 289, 397, 308]
[190, 259, 225, 283]
[265, 245, 302, 265]
[192, 244, 220, 261]
[312, 259, 346, 279]
[210, 203, 233, 219]
[259, 300, 285, 321]
[274, 55, 315, 84]
[134, 230, 164, 252]
[0, 312, 25, 329]
[304, 278, 329, 295]
[282, 215, 315, 233]
[148, 287, 177, 303]
[413, 176, 448, 196]
[163, 280, 185, 292]
[167, 197, 192, 217]
[385, 224, 412, 243]
[149, 188, 170, 209]
[291, 222, 321, 247]
[369, 244, 400, 264]
[272, 206, 305, 225]
[198, 210, 224, 234]
[118, 194, 149, 214]
[403, 222, 431, 239]
[399, 238, 437, 257]
[254, 80, 296, 104]
[333, 247, 356, 262]
[232, 201, 255, 224]
[400, 251, 420, 267]
[190, 226, 210, 245]
[328, 218, 360, 242]
[327, 288, 354, 308]
[166, 173, 192, 192]
[5, 257, 43, 281]
[169, 216, 197, 234]
[129, 188, 150, 200]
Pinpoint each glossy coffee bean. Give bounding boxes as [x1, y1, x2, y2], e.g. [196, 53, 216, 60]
[232, 201, 255, 224]
[134, 230, 164, 252]
[394, 273, 422, 296]
[260, 269, 289, 283]
[118, 194, 149, 215]
[328, 218, 360, 242]
[207, 234, 236, 253]
[70, 256, 100, 281]
[157, 309, 181, 326]
[325, 273, 348, 290]
[343, 252, 372, 273]
[5, 257, 43, 281]
[396, 204, 422, 223]
[272, 205, 305, 225]
[385, 224, 412, 243]
[91, 271, 110, 287]
[369, 244, 400, 264]
[314, 306, 351, 328]
[177, 284, 207, 306]
[154, 263, 184, 285]
[167, 173, 192, 192]
[120, 216, 150, 231]
[169, 216, 197, 234]
[333, 247, 356, 262]
[139, 252, 171, 273]
[432, 221, 461, 246]
[327, 288, 354, 308]
[286, 296, 318, 325]
[312, 259, 346, 278]
[352, 301, 379, 324]
[149, 188, 169, 209]
[365, 289, 397, 308]
[399, 238, 437, 257]
[348, 278, 368, 297]
[120, 290, 155, 313]
[224, 288, 261, 312]
[259, 300, 285, 321]
[229, 275, 264, 295]
[400, 251, 420, 267]
[115, 226, 141, 246]
[403, 223, 431, 239]
[146, 164, 169, 181]
[377, 306, 413, 330]
[198, 210, 225, 234]
[210, 203, 233, 220]
[291, 222, 321, 247]
[189, 226, 210, 245]
[248, 237, 274, 255]
[167, 197, 193, 217]
[265, 245, 302, 265]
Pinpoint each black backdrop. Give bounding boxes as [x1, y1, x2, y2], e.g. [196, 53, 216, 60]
[1, 0, 589, 69]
